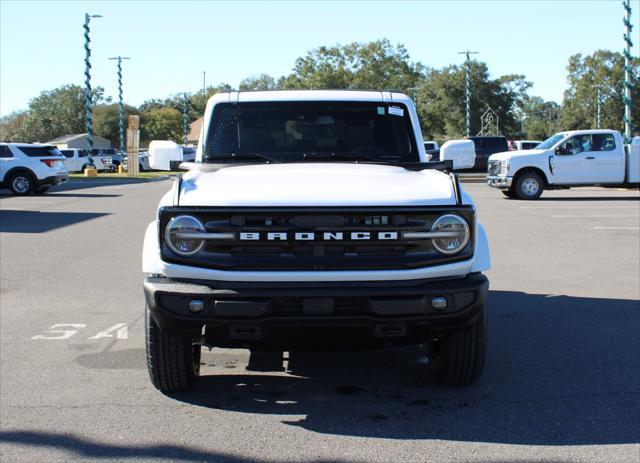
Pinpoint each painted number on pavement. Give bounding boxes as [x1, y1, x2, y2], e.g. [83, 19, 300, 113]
[32, 323, 128, 340]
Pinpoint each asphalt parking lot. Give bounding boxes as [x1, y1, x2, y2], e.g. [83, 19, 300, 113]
[0, 179, 638, 463]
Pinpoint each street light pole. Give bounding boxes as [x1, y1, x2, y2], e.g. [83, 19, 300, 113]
[83, 13, 102, 161]
[623, 0, 633, 143]
[183, 93, 189, 146]
[458, 50, 479, 137]
[108, 56, 130, 155]
[202, 71, 206, 113]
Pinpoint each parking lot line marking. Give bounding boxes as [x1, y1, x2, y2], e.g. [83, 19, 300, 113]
[521, 205, 639, 209]
[552, 215, 639, 218]
[89, 323, 128, 340]
[593, 227, 640, 230]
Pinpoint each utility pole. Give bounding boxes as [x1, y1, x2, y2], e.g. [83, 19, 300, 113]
[83, 13, 102, 163]
[202, 71, 206, 113]
[623, 0, 633, 143]
[183, 93, 189, 146]
[108, 56, 130, 154]
[458, 50, 479, 137]
[596, 86, 601, 129]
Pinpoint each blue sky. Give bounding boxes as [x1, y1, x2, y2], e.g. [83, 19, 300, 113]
[1, 0, 638, 116]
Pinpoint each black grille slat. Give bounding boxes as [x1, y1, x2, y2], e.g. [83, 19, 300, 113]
[160, 207, 474, 271]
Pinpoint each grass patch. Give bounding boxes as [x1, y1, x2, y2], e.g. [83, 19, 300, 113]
[69, 171, 182, 180]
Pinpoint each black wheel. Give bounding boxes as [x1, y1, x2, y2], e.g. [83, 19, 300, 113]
[145, 303, 201, 393]
[8, 171, 34, 195]
[515, 171, 544, 200]
[34, 186, 50, 194]
[427, 307, 486, 386]
[139, 163, 145, 172]
[502, 190, 516, 199]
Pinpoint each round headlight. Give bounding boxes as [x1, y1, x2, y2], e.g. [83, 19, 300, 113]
[431, 214, 470, 255]
[165, 215, 205, 256]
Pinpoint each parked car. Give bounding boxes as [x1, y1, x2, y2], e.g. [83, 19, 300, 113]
[142, 89, 490, 393]
[487, 129, 640, 199]
[182, 146, 196, 162]
[512, 140, 542, 151]
[424, 141, 439, 161]
[92, 148, 124, 167]
[0, 143, 68, 194]
[59, 148, 116, 172]
[465, 136, 509, 171]
[123, 151, 151, 172]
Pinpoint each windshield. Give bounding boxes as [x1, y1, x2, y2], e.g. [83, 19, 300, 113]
[204, 101, 419, 163]
[536, 133, 567, 150]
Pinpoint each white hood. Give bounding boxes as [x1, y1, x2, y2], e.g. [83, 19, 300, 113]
[489, 149, 546, 161]
[178, 163, 457, 207]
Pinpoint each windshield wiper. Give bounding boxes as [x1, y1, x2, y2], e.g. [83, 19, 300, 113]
[204, 152, 281, 163]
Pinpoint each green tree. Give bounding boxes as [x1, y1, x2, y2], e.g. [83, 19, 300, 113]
[94, 103, 141, 149]
[415, 61, 531, 139]
[562, 50, 639, 132]
[281, 39, 424, 95]
[239, 73, 278, 91]
[0, 111, 28, 141]
[13, 84, 107, 142]
[142, 107, 183, 143]
[519, 96, 562, 140]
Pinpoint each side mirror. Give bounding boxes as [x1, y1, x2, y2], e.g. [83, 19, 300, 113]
[555, 145, 568, 155]
[439, 139, 476, 170]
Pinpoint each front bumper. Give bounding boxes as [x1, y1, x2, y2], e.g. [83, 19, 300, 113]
[487, 175, 512, 189]
[144, 273, 489, 348]
[38, 174, 69, 186]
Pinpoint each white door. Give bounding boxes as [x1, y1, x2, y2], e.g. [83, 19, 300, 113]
[0, 145, 16, 182]
[592, 133, 625, 184]
[552, 135, 598, 184]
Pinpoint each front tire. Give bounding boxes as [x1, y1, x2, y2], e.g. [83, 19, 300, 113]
[502, 190, 516, 199]
[8, 171, 34, 195]
[515, 171, 544, 200]
[427, 307, 486, 386]
[145, 303, 201, 393]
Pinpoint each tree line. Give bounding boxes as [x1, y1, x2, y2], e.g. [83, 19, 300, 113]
[1, 39, 638, 147]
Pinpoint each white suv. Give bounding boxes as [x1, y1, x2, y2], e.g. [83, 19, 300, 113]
[0, 143, 69, 195]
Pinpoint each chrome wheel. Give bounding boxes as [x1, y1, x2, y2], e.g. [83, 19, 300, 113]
[12, 176, 30, 194]
[521, 177, 540, 196]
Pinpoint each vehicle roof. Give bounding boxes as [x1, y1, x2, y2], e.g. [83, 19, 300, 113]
[0, 142, 51, 147]
[560, 129, 620, 135]
[208, 89, 411, 104]
[467, 135, 507, 140]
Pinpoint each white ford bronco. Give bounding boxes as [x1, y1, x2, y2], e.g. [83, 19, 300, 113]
[142, 90, 491, 392]
[487, 129, 640, 199]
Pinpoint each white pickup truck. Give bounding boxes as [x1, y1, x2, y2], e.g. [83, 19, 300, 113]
[487, 129, 640, 199]
[142, 90, 491, 393]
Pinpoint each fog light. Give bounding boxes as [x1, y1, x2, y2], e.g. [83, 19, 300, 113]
[189, 299, 205, 314]
[431, 297, 448, 311]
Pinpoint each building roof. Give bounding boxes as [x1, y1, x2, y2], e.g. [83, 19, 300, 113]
[46, 133, 110, 144]
[188, 118, 203, 142]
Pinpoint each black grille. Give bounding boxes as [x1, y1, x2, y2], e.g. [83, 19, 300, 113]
[159, 207, 474, 271]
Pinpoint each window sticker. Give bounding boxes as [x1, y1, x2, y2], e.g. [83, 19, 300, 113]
[388, 106, 404, 117]
[377, 106, 385, 115]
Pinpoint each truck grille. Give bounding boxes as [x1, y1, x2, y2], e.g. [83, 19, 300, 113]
[159, 207, 474, 271]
